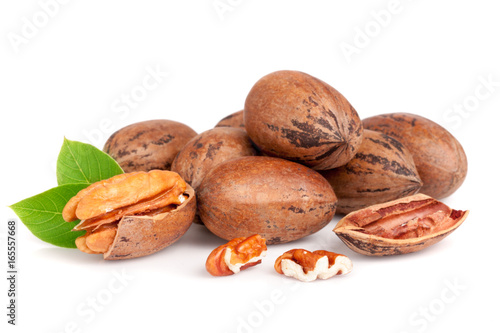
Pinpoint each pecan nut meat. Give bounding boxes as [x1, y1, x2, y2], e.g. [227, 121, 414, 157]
[274, 249, 352, 282]
[206, 234, 267, 276]
[63, 170, 196, 260]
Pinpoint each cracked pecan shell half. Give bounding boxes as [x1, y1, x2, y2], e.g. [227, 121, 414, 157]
[333, 194, 469, 256]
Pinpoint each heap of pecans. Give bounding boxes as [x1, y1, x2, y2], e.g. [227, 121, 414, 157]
[66, 70, 469, 281]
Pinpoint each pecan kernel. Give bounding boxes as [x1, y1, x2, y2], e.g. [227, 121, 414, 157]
[64, 170, 188, 256]
[275, 249, 352, 282]
[85, 224, 118, 253]
[206, 234, 267, 276]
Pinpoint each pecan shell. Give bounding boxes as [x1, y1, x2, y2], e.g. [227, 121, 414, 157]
[333, 194, 469, 256]
[363, 113, 467, 199]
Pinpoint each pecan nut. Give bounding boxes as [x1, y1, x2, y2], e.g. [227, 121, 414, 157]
[333, 193, 469, 256]
[274, 249, 352, 282]
[63, 170, 196, 259]
[206, 234, 267, 276]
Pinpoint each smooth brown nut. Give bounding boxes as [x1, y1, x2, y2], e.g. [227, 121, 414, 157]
[64, 170, 196, 260]
[104, 119, 197, 172]
[274, 249, 352, 282]
[214, 110, 245, 129]
[206, 234, 267, 276]
[198, 156, 337, 244]
[362, 113, 467, 199]
[333, 193, 469, 256]
[244, 70, 364, 170]
[320, 130, 422, 214]
[171, 127, 258, 190]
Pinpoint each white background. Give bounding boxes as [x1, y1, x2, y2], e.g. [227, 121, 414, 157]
[1, 1, 499, 332]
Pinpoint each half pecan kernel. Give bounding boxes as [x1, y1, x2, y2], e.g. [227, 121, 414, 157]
[206, 234, 267, 276]
[63, 170, 188, 255]
[85, 224, 118, 253]
[274, 249, 352, 282]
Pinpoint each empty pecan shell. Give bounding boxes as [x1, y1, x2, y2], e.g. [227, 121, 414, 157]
[333, 194, 469, 256]
[64, 170, 196, 260]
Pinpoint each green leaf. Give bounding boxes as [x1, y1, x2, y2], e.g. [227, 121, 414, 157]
[10, 138, 125, 248]
[10, 184, 90, 248]
[57, 137, 123, 185]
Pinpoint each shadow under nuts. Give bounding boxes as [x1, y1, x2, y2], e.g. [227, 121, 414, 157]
[104, 119, 197, 172]
[333, 194, 469, 256]
[63, 170, 196, 260]
[244, 70, 364, 170]
[197, 156, 337, 244]
[362, 113, 467, 199]
[320, 130, 423, 214]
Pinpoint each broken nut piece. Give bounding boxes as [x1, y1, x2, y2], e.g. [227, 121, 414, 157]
[206, 234, 267, 276]
[274, 249, 352, 282]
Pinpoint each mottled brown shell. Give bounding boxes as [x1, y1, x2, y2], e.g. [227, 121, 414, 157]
[171, 127, 258, 190]
[362, 113, 467, 199]
[320, 130, 422, 214]
[103, 185, 196, 260]
[104, 119, 197, 172]
[333, 194, 468, 256]
[244, 70, 363, 170]
[215, 110, 245, 129]
[197, 156, 337, 244]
